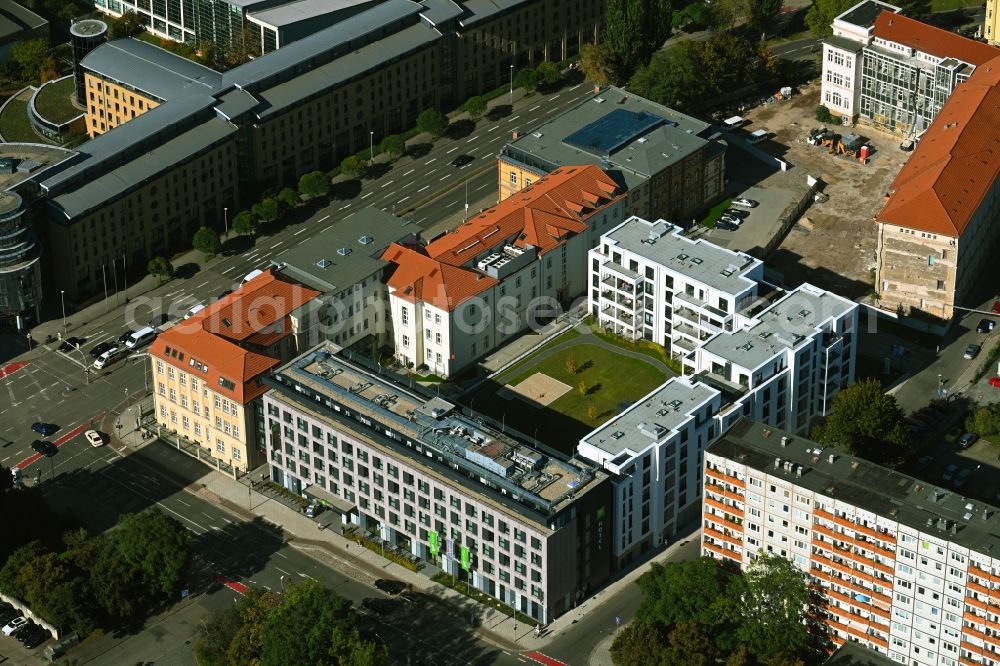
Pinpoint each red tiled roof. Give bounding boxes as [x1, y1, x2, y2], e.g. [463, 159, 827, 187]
[878, 56, 1000, 237]
[384, 166, 623, 311]
[150, 269, 319, 403]
[873, 11, 999, 66]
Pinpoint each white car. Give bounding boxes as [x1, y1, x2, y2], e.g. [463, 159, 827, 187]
[85, 429, 104, 447]
[732, 197, 758, 208]
[2, 616, 27, 636]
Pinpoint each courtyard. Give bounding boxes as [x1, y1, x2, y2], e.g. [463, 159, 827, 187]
[462, 326, 671, 454]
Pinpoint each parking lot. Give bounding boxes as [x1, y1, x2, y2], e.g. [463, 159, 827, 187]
[0, 601, 53, 662]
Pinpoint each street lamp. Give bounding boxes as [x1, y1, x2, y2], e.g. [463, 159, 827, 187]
[509, 64, 514, 105]
[369, 131, 374, 165]
[60, 290, 66, 335]
[25, 333, 30, 351]
[937, 373, 944, 397]
[223, 206, 229, 238]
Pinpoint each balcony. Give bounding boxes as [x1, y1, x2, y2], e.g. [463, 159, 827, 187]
[673, 320, 700, 340]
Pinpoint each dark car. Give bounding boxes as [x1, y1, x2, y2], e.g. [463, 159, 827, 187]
[20, 626, 49, 649]
[217, 289, 233, 300]
[15, 623, 39, 644]
[992, 300, 1000, 314]
[450, 154, 474, 167]
[977, 319, 995, 333]
[57, 336, 84, 353]
[374, 579, 407, 595]
[89, 341, 116, 359]
[117, 330, 135, 345]
[30, 422, 57, 436]
[958, 432, 978, 449]
[716, 219, 739, 231]
[150, 313, 170, 327]
[723, 208, 748, 219]
[31, 440, 56, 456]
[965, 344, 982, 359]
[361, 598, 396, 616]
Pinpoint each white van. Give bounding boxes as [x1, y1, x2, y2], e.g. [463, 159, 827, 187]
[747, 129, 770, 145]
[184, 303, 206, 319]
[243, 269, 264, 283]
[722, 115, 745, 129]
[125, 325, 157, 349]
[93, 347, 125, 370]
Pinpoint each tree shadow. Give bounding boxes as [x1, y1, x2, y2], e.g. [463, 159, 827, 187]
[486, 104, 512, 121]
[173, 262, 201, 279]
[367, 162, 393, 180]
[406, 143, 432, 159]
[331, 179, 363, 200]
[221, 235, 254, 257]
[444, 119, 475, 140]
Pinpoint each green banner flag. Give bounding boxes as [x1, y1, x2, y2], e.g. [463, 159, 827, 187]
[428, 530, 439, 555]
[460, 545, 470, 572]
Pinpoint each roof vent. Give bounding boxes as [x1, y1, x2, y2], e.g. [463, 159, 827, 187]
[337, 247, 352, 257]
[359, 235, 373, 245]
[781, 436, 789, 447]
[316, 259, 332, 269]
[532, 132, 543, 138]
[594, 97, 605, 104]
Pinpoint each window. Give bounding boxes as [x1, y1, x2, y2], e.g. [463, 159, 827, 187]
[401, 307, 409, 325]
[402, 335, 410, 347]
[509, 172, 517, 184]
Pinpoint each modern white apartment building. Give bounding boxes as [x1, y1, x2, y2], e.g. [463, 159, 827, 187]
[704, 418, 1000, 665]
[262, 342, 613, 623]
[588, 217, 762, 358]
[578, 376, 722, 568]
[821, 0, 999, 132]
[385, 165, 626, 378]
[693, 283, 858, 437]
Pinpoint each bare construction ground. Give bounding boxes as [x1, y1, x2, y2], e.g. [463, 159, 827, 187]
[742, 80, 914, 299]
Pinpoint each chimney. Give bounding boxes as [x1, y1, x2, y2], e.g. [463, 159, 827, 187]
[512, 131, 518, 141]
[828, 453, 836, 464]
[593, 84, 600, 94]
[780, 436, 789, 447]
[796, 465, 803, 477]
[774, 457, 781, 469]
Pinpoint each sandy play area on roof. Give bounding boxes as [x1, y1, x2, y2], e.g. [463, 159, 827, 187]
[498, 372, 572, 408]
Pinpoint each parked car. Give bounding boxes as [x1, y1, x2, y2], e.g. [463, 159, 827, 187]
[977, 318, 995, 333]
[989, 376, 1000, 388]
[716, 219, 739, 231]
[942, 464, 958, 482]
[89, 341, 115, 359]
[117, 330, 136, 345]
[217, 289, 233, 300]
[1, 616, 27, 636]
[57, 336, 84, 353]
[915, 455, 933, 471]
[150, 313, 170, 327]
[450, 154, 474, 167]
[30, 422, 56, 436]
[20, 625, 49, 648]
[719, 214, 742, 226]
[965, 343, 982, 359]
[361, 598, 396, 616]
[15, 623, 39, 644]
[85, 430, 104, 447]
[992, 300, 1000, 314]
[954, 468, 973, 489]
[723, 208, 748, 219]
[374, 579, 407, 595]
[958, 432, 978, 449]
[732, 197, 758, 208]
[31, 440, 56, 456]
[93, 347, 126, 370]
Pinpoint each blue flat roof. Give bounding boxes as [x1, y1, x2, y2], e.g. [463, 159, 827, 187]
[563, 109, 669, 156]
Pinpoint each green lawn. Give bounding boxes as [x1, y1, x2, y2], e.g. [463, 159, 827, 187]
[699, 196, 733, 228]
[0, 97, 38, 143]
[466, 342, 667, 452]
[931, 0, 979, 10]
[33, 77, 81, 124]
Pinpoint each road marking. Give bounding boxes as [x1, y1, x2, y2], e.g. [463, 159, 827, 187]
[176, 498, 191, 506]
[275, 552, 287, 559]
[339, 204, 350, 211]
[550, 94, 560, 100]
[345, 212, 355, 219]
[446, 146, 458, 154]
[297, 572, 315, 579]
[196, 280, 209, 288]
[276, 566, 292, 576]
[294, 227, 308, 235]
[446, 200, 458, 207]
[529, 104, 541, 111]
[318, 214, 330, 223]
[403, 169, 414, 176]
[508, 114, 520, 122]
[424, 158, 436, 165]
[466, 136, 478, 143]
[384, 191, 396, 199]
[439, 174, 450, 181]
[270, 241, 283, 250]
[361, 192, 372, 199]
[426, 168, 437, 175]
[381, 180, 394, 188]
[221, 266, 236, 275]
[487, 125, 499, 132]
[475, 183, 489, 191]
[397, 196, 409, 204]
[417, 185, 430, 192]
[1, 457, 8, 463]
[546, 107, 558, 114]
[569, 83, 581, 91]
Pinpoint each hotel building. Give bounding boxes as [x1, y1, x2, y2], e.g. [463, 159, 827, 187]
[263, 341, 613, 623]
[704, 418, 1000, 665]
[149, 269, 320, 471]
[384, 165, 625, 377]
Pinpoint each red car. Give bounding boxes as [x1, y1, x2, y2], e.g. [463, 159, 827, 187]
[990, 376, 1000, 388]
[992, 300, 1000, 314]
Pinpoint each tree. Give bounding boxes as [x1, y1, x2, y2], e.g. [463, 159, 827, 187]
[602, 0, 673, 83]
[195, 603, 242, 665]
[811, 378, 910, 461]
[663, 621, 720, 666]
[105, 509, 192, 600]
[966, 403, 1000, 438]
[19, 551, 96, 634]
[339, 155, 368, 180]
[610, 620, 670, 665]
[733, 554, 809, 662]
[578, 380, 588, 396]
[637, 559, 730, 629]
[298, 170, 330, 199]
[815, 105, 834, 123]
[379, 134, 406, 160]
[252, 197, 280, 223]
[566, 354, 579, 374]
[805, 0, 853, 37]
[193, 226, 222, 257]
[276, 187, 300, 210]
[514, 67, 538, 92]
[579, 43, 614, 87]
[534, 61, 561, 87]
[746, 0, 785, 37]
[0, 540, 47, 600]
[227, 589, 281, 666]
[12, 39, 47, 81]
[109, 10, 143, 38]
[587, 405, 599, 420]
[231, 210, 255, 237]
[462, 96, 487, 122]
[416, 108, 448, 139]
[147, 256, 173, 282]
